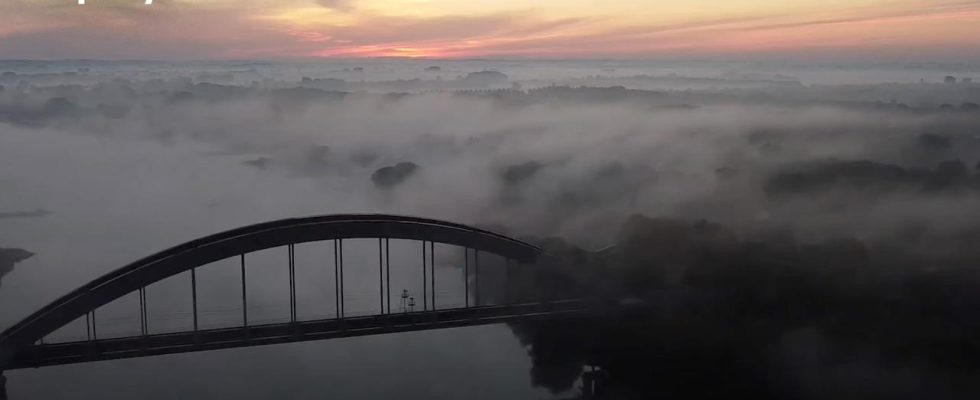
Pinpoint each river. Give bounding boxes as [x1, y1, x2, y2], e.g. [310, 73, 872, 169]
[0, 126, 561, 399]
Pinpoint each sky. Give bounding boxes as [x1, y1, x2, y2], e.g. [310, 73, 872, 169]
[0, 0, 978, 61]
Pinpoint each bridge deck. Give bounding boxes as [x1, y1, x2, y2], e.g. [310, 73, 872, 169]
[7, 299, 639, 370]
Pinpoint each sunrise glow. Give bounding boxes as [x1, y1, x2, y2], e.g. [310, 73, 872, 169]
[1, 0, 978, 60]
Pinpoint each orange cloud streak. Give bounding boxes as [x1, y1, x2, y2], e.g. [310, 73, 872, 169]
[0, 0, 978, 60]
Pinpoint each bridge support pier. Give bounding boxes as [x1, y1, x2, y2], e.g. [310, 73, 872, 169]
[1, 370, 8, 400]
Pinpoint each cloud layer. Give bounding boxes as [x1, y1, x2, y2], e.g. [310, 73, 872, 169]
[0, 0, 978, 60]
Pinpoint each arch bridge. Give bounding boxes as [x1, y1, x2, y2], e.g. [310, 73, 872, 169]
[0, 214, 622, 373]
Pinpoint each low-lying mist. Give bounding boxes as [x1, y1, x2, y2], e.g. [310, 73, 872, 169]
[4, 74, 980, 245]
[3, 60, 980, 398]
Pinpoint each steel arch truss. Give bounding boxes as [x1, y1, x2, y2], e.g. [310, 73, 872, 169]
[0, 214, 542, 367]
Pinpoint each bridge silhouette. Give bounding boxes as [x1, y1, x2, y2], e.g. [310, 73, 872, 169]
[0, 214, 646, 395]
